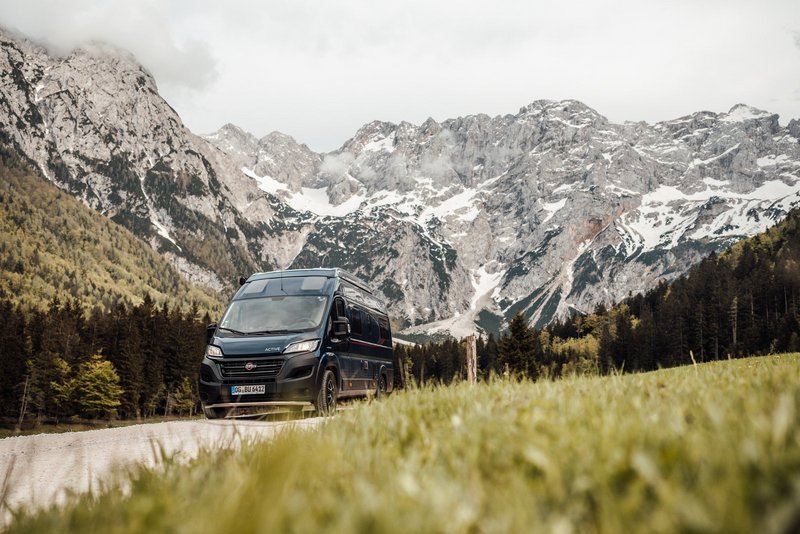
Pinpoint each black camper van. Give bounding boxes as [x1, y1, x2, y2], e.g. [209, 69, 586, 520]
[198, 268, 394, 417]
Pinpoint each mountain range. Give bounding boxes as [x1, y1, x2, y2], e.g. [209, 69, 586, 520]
[2, 27, 799, 337]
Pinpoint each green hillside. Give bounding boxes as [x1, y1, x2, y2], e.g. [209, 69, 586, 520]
[0, 141, 225, 316]
[9, 354, 800, 533]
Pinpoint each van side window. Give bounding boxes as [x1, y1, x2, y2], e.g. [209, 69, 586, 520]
[366, 313, 378, 343]
[378, 317, 390, 341]
[350, 308, 363, 336]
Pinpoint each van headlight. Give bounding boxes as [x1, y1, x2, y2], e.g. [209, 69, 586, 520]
[283, 339, 319, 355]
[206, 345, 223, 358]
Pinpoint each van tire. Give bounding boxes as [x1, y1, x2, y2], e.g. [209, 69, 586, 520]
[376, 373, 387, 399]
[315, 369, 337, 416]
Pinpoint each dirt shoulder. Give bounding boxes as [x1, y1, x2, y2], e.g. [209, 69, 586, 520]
[0, 418, 321, 527]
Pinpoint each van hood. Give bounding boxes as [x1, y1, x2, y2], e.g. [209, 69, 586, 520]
[211, 333, 315, 357]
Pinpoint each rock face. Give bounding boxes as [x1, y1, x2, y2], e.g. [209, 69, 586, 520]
[207, 99, 800, 335]
[0, 30, 273, 292]
[2, 28, 800, 336]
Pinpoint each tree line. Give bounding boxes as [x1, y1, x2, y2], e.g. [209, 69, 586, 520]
[4, 209, 799, 421]
[0, 295, 206, 424]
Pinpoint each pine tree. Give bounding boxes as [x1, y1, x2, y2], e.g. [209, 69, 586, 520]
[72, 354, 124, 419]
[171, 377, 197, 416]
[0, 300, 29, 416]
[498, 312, 537, 378]
[477, 333, 499, 378]
[49, 357, 74, 418]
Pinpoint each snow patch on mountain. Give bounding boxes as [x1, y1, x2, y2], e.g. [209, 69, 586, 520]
[541, 198, 567, 224]
[362, 134, 396, 153]
[151, 216, 179, 249]
[619, 176, 800, 253]
[471, 265, 505, 311]
[419, 186, 480, 224]
[721, 104, 772, 123]
[757, 154, 791, 167]
[244, 167, 367, 217]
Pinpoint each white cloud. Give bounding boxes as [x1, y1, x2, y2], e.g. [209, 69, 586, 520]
[1, 0, 799, 152]
[420, 154, 455, 180]
[0, 0, 217, 90]
[320, 152, 355, 177]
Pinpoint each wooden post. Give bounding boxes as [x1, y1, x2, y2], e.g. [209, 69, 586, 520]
[164, 388, 171, 417]
[466, 335, 477, 384]
[17, 375, 29, 432]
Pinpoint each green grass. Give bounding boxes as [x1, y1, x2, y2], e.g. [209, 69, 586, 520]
[7, 355, 800, 533]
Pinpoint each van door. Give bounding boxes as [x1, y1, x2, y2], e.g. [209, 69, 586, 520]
[347, 305, 369, 392]
[328, 297, 352, 391]
[362, 312, 379, 390]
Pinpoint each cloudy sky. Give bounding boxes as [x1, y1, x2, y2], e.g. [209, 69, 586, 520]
[1, 0, 799, 152]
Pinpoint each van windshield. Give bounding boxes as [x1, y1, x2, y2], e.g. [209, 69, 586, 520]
[219, 295, 328, 334]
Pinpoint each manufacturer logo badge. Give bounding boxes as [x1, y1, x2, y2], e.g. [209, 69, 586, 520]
[245, 361, 256, 371]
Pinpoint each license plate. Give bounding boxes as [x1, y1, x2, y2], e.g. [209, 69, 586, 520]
[231, 384, 266, 395]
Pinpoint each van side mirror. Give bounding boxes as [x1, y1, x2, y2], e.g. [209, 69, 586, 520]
[238, 276, 247, 286]
[206, 323, 218, 344]
[333, 318, 350, 338]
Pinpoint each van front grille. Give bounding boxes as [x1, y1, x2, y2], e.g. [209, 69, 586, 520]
[219, 358, 284, 380]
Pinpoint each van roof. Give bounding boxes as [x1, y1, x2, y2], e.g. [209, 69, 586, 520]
[246, 268, 372, 293]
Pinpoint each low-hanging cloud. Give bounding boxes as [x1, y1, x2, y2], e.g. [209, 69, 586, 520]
[319, 152, 355, 178]
[0, 0, 217, 91]
[2, 0, 799, 152]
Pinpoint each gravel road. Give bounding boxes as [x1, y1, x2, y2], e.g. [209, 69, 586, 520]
[0, 417, 321, 527]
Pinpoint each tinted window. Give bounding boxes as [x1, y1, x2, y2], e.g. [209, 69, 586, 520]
[342, 284, 384, 313]
[378, 317, 390, 341]
[350, 308, 363, 336]
[366, 313, 378, 343]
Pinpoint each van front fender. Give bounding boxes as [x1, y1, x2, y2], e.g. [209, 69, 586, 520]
[318, 352, 343, 390]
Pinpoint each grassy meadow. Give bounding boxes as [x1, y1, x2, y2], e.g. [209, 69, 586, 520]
[6, 354, 800, 533]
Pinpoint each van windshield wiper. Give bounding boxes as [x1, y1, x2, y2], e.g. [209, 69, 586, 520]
[216, 326, 247, 335]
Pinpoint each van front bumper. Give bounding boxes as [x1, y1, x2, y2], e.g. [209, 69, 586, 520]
[198, 351, 320, 409]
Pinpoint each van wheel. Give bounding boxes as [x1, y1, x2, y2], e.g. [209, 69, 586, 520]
[376, 374, 387, 399]
[315, 369, 337, 416]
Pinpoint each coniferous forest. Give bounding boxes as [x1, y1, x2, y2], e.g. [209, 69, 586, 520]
[0, 295, 208, 422]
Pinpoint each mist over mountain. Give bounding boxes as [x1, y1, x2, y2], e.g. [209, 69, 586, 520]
[2, 27, 799, 336]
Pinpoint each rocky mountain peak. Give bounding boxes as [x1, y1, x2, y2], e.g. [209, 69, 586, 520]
[71, 41, 156, 82]
[420, 116, 441, 133]
[787, 119, 800, 139]
[204, 123, 259, 167]
[725, 103, 773, 119]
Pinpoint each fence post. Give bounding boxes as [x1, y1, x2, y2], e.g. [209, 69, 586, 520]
[466, 335, 477, 384]
[17, 375, 29, 432]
